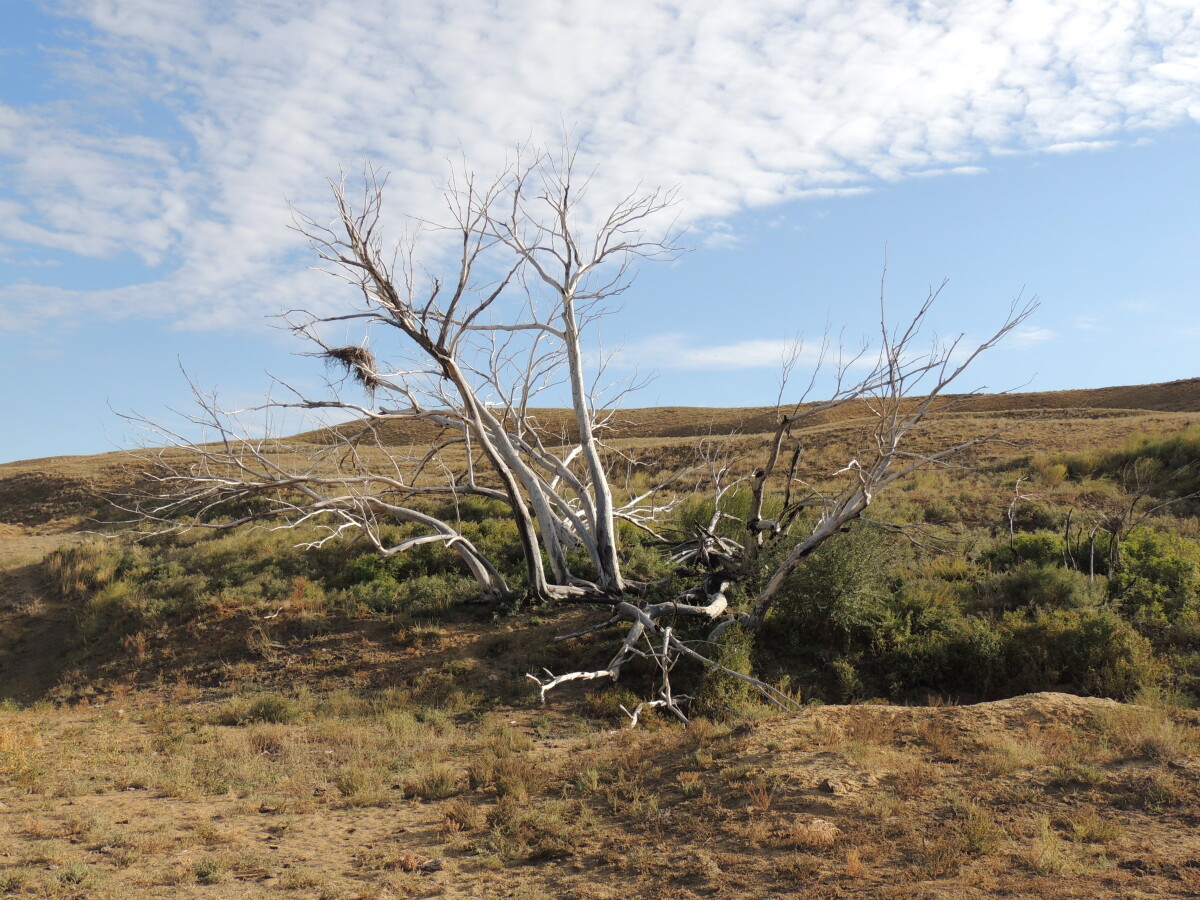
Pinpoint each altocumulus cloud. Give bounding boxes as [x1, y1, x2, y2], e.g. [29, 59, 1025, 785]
[1, 0, 1199, 332]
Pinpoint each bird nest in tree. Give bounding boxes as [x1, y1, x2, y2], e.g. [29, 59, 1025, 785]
[323, 346, 384, 391]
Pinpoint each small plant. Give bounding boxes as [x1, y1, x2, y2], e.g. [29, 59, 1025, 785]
[1067, 809, 1123, 844]
[1026, 817, 1075, 876]
[957, 801, 1004, 854]
[783, 818, 842, 850]
[676, 770, 703, 798]
[56, 863, 92, 886]
[493, 756, 544, 800]
[193, 856, 226, 884]
[844, 848, 866, 878]
[244, 695, 299, 724]
[1095, 705, 1195, 760]
[981, 734, 1042, 775]
[333, 767, 388, 807]
[0, 869, 29, 893]
[1128, 770, 1182, 811]
[409, 764, 462, 800]
[280, 866, 325, 889]
[892, 759, 935, 798]
[477, 796, 586, 862]
[1049, 758, 1107, 788]
[441, 798, 486, 834]
[745, 778, 773, 811]
[917, 829, 966, 879]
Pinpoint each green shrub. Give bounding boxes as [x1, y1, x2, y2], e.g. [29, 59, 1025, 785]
[880, 615, 1006, 699]
[986, 562, 1094, 611]
[921, 498, 959, 525]
[1055, 426, 1200, 516]
[984, 532, 1066, 570]
[1005, 609, 1161, 699]
[1010, 501, 1063, 532]
[1110, 528, 1200, 623]
[830, 656, 864, 702]
[242, 695, 300, 724]
[692, 623, 758, 717]
[767, 526, 903, 652]
[45, 541, 131, 599]
[1061, 609, 1163, 697]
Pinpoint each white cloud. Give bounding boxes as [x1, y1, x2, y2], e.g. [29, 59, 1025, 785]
[698, 222, 742, 250]
[2, 0, 1200, 330]
[1044, 140, 1120, 153]
[1007, 325, 1058, 348]
[613, 333, 830, 371]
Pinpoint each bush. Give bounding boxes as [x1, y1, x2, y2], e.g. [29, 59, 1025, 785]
[45, 541, 133, 599]
[983, 532, 1066, 570]
[879, 615, 1006, 699]
[921, 498, 959, 525]
[1054, 426, 1200, 516]
[1010, 501, 1063, 532]
[1005, 609, 1162, 699]
[244, 695, 300, 724]
[1110, 528, 1200, 624]
[986, 562, 1094, 612]
[692, 623, 758, 717]
[767, 526, 903, 652]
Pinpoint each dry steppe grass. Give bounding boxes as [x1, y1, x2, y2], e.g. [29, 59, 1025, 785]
[1, 683, 1199, 899]
[5, 376, 1200, 531]
[2, 379, 1200, 898]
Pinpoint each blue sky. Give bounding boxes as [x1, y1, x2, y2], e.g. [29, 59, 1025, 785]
[2, 1, 1199, 462]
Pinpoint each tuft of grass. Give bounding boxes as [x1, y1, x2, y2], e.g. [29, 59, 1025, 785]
[980, 734, 1043, 776]
[1126, 770, 1183, 811]
[56, 862, 93, 887]
[957, 800, 1005, 854]
[1095, 705, 1196, 760]
[1025, 817, 1077, 876]
[783, 818, 842, 850]
[1066, 809, 1123, 844]
[333, 767, 390, 807]
[280, 866, 326, 890]
[476, 796, 588, 863]
[892, 759, 936, 798]
[917, 829, 967, 880]
[844, 848, 866, 878]
[1053, 763, 1107, 790]
[408, 764, 462, 800]
[0, 868, 30, 893]
[244, 694, 301, 724]
[193, 856, 227, 884]
[676, 770, 703, 798]
[744, 778, 773, 811]
[441, 798, 486, 835]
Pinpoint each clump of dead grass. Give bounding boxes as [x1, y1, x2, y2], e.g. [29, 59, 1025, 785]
[782, 817, 843, 850]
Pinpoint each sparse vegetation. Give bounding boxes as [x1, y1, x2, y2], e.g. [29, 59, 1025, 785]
[3, 387, 1200, 897]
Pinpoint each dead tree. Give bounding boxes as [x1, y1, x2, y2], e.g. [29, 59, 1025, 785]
[125, 146, 1036, 725]
[530, 285, 1037, 723]
[125, 145, 680, 603]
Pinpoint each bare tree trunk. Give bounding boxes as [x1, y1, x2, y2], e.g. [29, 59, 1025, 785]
[563, 309, 624, 591]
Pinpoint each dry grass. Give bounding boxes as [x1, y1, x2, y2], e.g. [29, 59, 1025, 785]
[1, 688, 1198, 898]
[4, 387, 1200, 897]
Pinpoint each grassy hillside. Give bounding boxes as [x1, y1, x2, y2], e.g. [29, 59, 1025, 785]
[2, 378, 1200, 898]
[4, 376, 1200, 531]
